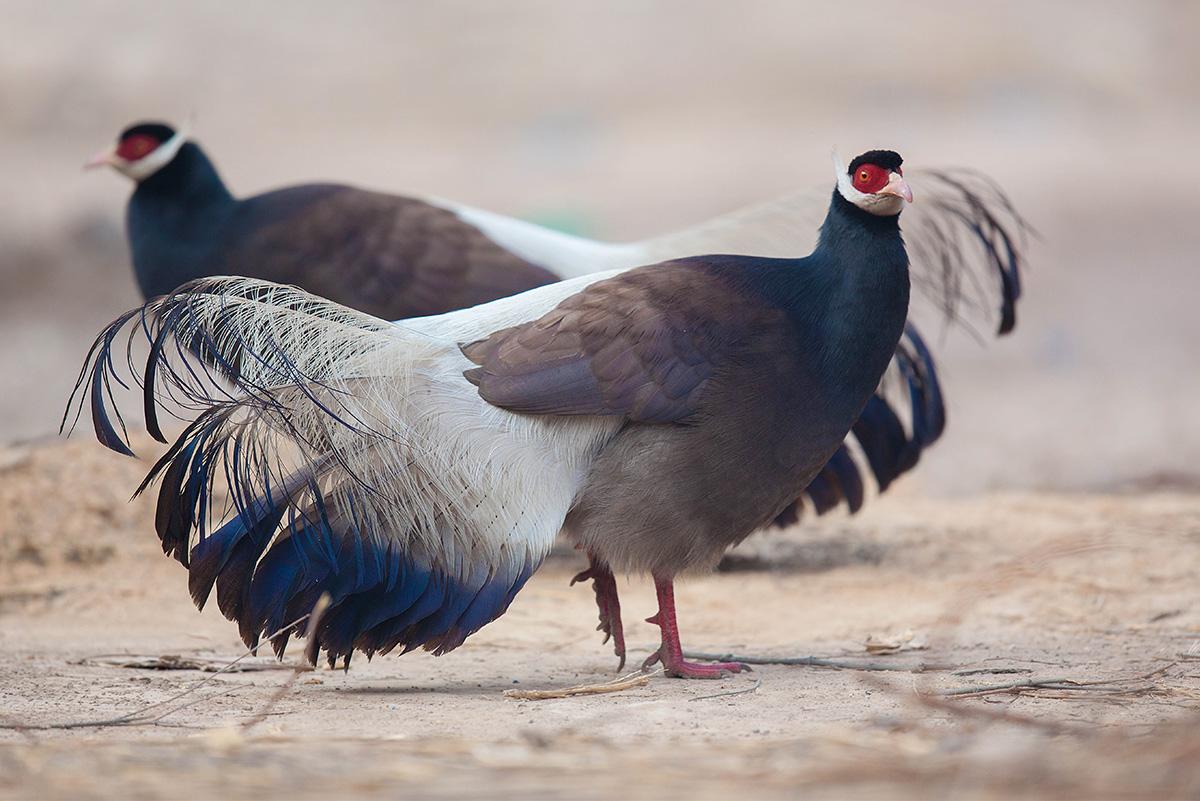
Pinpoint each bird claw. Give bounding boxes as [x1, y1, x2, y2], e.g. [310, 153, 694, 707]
[663, 659, 749, 680]
[570, 557, 626, 671]
[640, 648, 748, 679]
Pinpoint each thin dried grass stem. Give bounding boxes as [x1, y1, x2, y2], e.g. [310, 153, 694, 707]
[504, 668, 662, 700]
[683, 651, 953, 673]
[939, 664, 1176, 699]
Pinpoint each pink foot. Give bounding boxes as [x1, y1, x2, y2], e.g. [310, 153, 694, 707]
[643, 575, 750, 680]
[641, 649, 748, 679]
[571, 556, 626, 670]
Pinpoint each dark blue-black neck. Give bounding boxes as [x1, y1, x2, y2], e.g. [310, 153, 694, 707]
[766, 186, 911, 372]
[810, 186, 909, 316]
[797, 187, 911, 427]
[814, 189, 904, 262]
[133, 141, 234, 206]
[127, 142, 236, 298]
[759, 188, 908, 307]
[722, 187, 909, 317]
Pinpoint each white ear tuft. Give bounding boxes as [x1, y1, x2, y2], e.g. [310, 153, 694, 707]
[831, 148, 847, 180]
[834, 150, 861, 205]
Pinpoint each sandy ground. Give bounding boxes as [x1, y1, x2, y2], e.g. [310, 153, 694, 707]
[3, 0, 1200, 494]
[2, 436, 1200, 799]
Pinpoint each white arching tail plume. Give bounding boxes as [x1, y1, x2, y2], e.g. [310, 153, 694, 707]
[439, 168, 1027, 336]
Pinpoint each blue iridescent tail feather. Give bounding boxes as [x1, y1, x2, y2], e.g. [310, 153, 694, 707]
[61, 281, 540, 667]
[771, 323, 945, 528]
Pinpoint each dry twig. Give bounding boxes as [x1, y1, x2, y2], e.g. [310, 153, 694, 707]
[684, 651, 953, 673]
[939, 664, 1176, 699]
[241, 594, 331, 732]
[689, 677, 763, 702]
[504, 668, 661, 700]
[905, 684, 1085, 735]
[952, 667, 1033, 676]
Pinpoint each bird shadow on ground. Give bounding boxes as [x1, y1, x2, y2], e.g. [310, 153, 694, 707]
[546, 532, 891, 575]
[331, 681, 542, 697]
[718, 534, 890, 573]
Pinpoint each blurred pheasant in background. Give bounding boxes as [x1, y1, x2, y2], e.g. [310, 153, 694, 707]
[86, 122, 559, 314]
[87, 123, 1028, 669]
[71, 150, 1026, 678]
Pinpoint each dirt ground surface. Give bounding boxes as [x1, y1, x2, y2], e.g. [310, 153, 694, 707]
[4, 1, 1200, 497]
[3, 437, 1200, 799]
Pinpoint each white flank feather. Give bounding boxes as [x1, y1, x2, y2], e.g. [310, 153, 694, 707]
[145, 279, 624, 581]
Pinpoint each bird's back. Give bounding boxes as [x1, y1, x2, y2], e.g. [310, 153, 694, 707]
[124, 141, 559, 317]
[221, 184, 559, 319]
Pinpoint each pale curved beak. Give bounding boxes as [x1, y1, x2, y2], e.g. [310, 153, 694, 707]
[880, 173, 913, 203]
[84, 148, 118, 170]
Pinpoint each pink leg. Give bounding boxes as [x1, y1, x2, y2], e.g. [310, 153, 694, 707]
[571, 555, 626, 670]
[642, 574, 749, 679]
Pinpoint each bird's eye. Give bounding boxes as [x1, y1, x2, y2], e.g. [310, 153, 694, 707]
[852, 164, 888, 193]
[116, 135, 159, 161]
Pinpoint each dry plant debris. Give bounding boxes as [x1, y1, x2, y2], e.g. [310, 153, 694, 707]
[863, 628, 928, 655]
[72, 654, 304, 673]
[503, 668, 660, 700]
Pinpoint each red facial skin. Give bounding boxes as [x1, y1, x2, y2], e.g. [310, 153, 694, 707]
[116, 134, 160, 161]
[852, 163, 899, 194]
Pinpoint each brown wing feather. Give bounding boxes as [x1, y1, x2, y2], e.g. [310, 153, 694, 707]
[227, 187, 558, 320]
[462, 260, 781, 423]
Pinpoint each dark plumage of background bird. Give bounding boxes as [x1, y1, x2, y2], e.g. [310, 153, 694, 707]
[73, 150, 1002, 678]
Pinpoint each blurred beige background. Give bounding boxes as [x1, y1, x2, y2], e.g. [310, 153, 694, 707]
[1, 0, 1197, 493]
